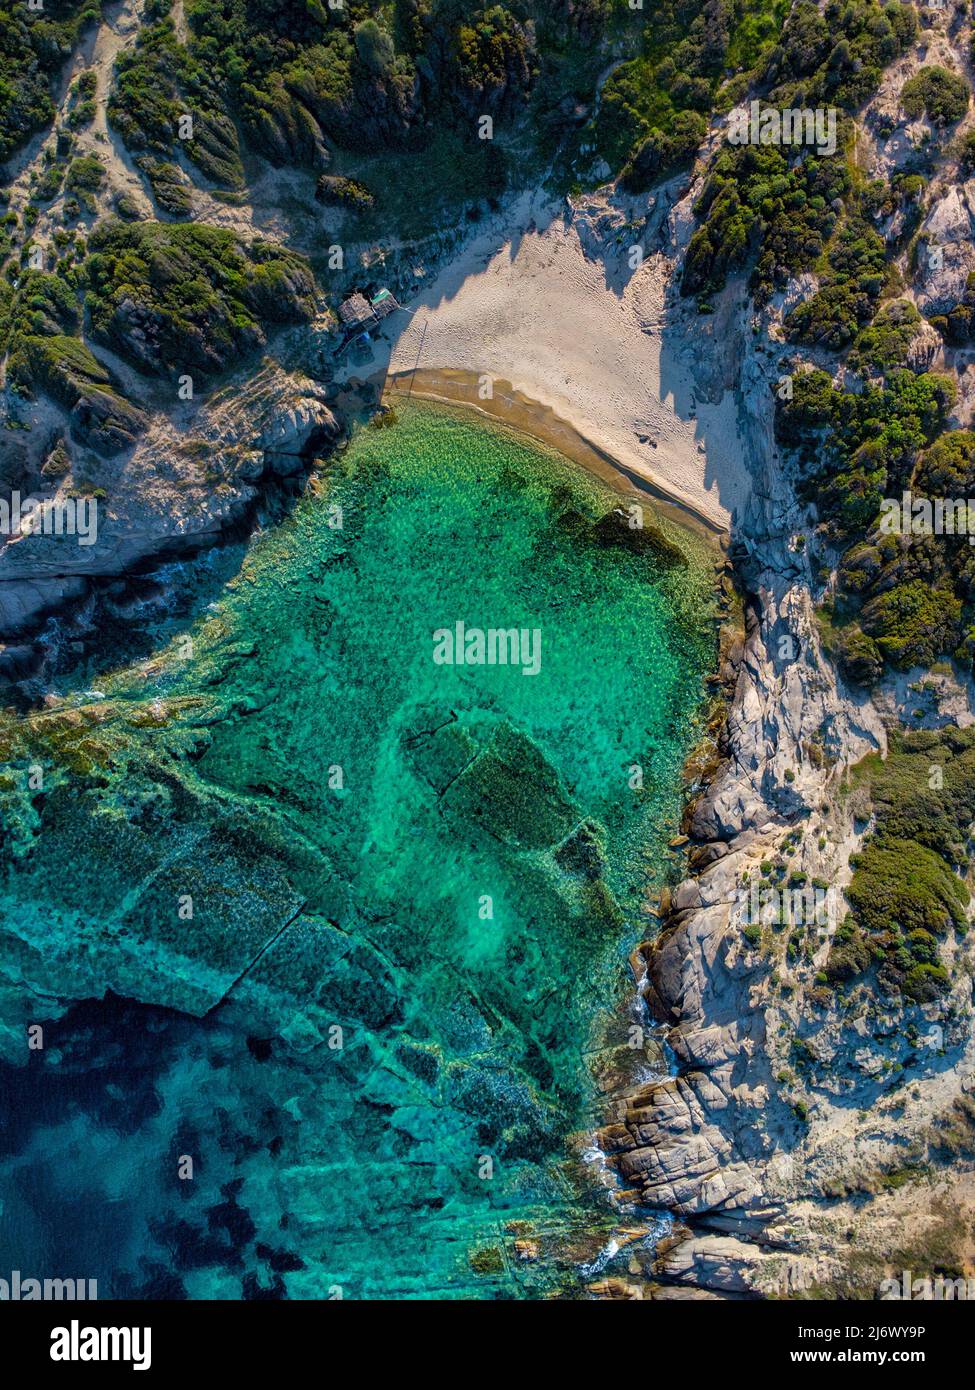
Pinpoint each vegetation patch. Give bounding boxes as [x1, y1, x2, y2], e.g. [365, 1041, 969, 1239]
[314, 174, 374, 213]
[83, 219, 316, 376]
[778, 363, 967, 680]
[109, 17, 245, 191]
[901, 65, 969, 127]
[0, 0, 103, 163]
[3, 270, 147, 454]
[827, 728, 974, 1000]
[66, 69, 97, 129]
[680, 0, 917, 300]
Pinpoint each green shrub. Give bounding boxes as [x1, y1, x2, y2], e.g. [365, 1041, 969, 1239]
[31, 161, 65, 204]
[901, 66, 969, 126]
[65, 154, 105, 193]
[847, 838, 968, 939]
[67, 69, 98, 128]
[825, 918, 874, 982]
[314, 174, 374, 212]
[784, 218, 889, 349]
[135, 157, 193, 215]
[83, 219, 316, 376]
[861, 582, 963, 669]
[848, 299, 920, 374]
[959, 130, 975, 173]
[620, 110, 706, 191]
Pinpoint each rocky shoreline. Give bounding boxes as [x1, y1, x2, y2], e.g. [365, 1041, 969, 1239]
[593, 167, 975, 1299]
[0, 363, 342, 688]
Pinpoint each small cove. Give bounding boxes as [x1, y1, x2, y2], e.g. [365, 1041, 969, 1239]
[0, 399, 718, 1297]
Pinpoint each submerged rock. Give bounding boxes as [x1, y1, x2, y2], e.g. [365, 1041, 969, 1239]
[441, 722, 580, 849]
[555, 819, 607, 880]
[592, 506, 688, 569]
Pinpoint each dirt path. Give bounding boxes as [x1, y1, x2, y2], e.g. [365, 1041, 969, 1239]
[4, 0, 153, 258]
[171, 0, 189, 43]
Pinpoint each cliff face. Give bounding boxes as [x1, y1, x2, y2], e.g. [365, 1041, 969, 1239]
[0, 363, 340, 646]
[595, 50, 975, 1292]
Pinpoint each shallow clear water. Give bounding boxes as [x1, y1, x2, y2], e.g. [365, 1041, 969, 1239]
[0, 402, 716, 1298]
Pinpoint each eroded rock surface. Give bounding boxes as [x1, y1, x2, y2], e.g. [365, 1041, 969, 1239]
[595, 107, 975, 1295]
[0, 364, 340, 637]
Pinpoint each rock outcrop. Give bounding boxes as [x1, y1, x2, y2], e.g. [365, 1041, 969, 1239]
[594, 149, 975, 1296]
[0, 364, 341, 638]
[916, 182, 975, 317]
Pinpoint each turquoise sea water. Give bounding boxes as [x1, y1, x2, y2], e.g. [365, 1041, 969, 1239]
[0, 402, 716, 1298]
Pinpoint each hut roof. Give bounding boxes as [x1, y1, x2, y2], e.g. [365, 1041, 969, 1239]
[338, 293, 375, 326]
[371, 288, 400, 318]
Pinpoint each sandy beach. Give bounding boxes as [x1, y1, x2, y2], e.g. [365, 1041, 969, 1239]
[342, 188, 751, 533]
[387, 368, 728, 543]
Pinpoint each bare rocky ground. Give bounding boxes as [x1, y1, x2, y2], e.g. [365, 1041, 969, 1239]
[0, 0, 350, 655]
[590, 5, 975, 1300]
[0, 364, 340, 644]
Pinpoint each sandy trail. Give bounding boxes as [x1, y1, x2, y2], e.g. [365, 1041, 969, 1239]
[2, 0, 153, 250]
[345, 190, 750, 531]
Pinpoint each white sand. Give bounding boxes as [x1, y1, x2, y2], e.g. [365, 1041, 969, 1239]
[347, 189, 751, 531]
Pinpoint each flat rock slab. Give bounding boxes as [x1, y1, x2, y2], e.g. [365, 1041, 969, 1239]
[1, 803, 305, 1018]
